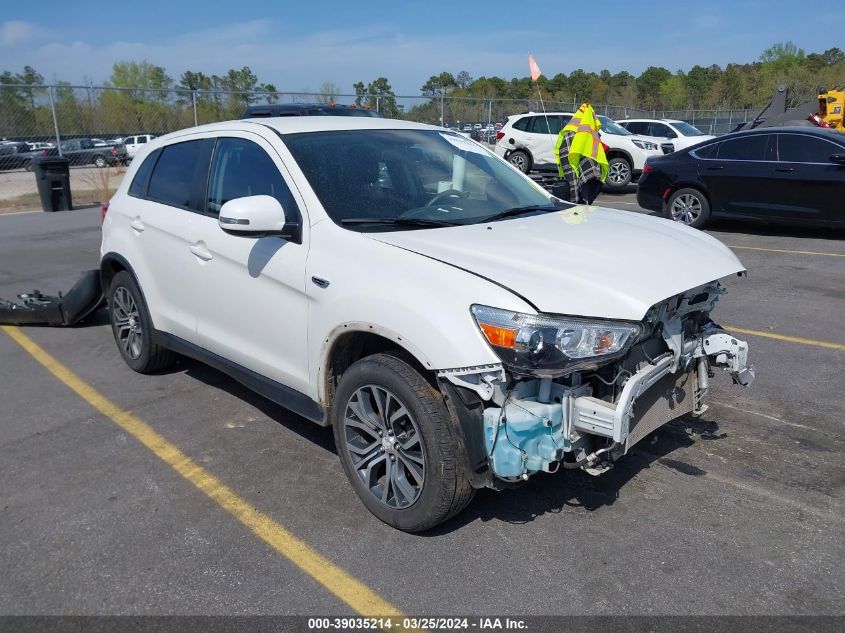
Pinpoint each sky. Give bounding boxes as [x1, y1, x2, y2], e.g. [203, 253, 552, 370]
[2, 0, 843, 96]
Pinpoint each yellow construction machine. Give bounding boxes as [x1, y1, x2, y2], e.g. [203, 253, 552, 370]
[817, 87, 845, 130]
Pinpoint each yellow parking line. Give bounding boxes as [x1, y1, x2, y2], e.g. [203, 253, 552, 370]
[727, 245, 845, 258]
[724, 326, 845, 351]
[1, 325, 405, 620]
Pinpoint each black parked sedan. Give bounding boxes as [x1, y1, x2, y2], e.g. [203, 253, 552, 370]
[637, 127, 845, 229]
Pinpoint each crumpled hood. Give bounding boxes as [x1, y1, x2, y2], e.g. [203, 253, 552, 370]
[370, 206, 744, 321]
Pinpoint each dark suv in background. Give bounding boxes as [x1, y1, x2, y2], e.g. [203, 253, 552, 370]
[0, 142, 58, 171]
[242, 104, 384, 118]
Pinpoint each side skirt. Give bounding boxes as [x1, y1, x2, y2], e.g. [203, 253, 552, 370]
[153, 331, 327, 426]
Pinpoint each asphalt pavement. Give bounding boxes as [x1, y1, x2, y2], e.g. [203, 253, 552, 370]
[1, 193, 843, 620]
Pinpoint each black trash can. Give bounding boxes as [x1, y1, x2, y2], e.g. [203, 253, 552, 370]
[33, 156, 72, 212]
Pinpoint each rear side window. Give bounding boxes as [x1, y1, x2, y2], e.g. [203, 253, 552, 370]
[715, 135, 768, 161]
[778, 134, 840, 163]
[147, 139, 213, 210]
[206, 137, 299, 220]
[650, 123, 676, 138]
[128, 149, 159, 198]
[624, 121, 649, 135]
[529, 116, 549, 134]
[511, 117, 530, 132]
[693, 143, 719, 159]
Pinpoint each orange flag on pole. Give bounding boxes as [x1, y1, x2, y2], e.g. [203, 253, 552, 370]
[528, 53, 542, 81]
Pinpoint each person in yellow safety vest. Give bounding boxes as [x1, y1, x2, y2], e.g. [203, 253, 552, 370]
[553, 102, 609, 205]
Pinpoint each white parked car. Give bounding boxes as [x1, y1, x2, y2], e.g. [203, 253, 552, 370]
[618, 119, 715, 153]
[122, 134, 156, 158]
[26, 141, 55, 151]
[493, 112, 662, 190]
[101, 117, 754, 531]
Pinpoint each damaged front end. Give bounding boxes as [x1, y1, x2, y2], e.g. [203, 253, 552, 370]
[438, 282, 754, 484]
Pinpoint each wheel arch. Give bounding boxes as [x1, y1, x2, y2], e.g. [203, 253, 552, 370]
[508, 147, 534, 171]
[100, 252, 138, 294]
[665, 182, 712, 210]
[319, 326, 435, 414]
[605, 148, 633, 165]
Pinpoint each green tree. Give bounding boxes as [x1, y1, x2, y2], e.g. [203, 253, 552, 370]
[356, 77, 399, 118]
[636, 66, 671, 109]
[421, 72, 456, 97]
[659, 73, 687, 109]
[109, 60, 172, 102]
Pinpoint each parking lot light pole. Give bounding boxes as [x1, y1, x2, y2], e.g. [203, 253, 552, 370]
[48, 85, 62, 157]
[192, 90, 198, 127]
[440, 91, 445, 126]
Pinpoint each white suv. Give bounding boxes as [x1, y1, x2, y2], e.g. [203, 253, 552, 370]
[618, 119, 715, 153]
[122, 134, 157, 159]
[101, 117, 754, 531]
[493, 112, 663, 190]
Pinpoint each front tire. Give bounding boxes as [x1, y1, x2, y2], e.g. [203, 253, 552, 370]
[667, 188, 711, 229]
[332, 353, 474, 532]
[507, 149, 532, 173]
[107, 271, 175, 373]
[604, 156, 632, 190]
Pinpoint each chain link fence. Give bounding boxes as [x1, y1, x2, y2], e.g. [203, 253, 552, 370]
[0, 83, 759, 210]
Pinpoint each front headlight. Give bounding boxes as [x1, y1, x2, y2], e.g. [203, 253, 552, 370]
[632, 139, 658, 151]
[471, 305, 641, 376]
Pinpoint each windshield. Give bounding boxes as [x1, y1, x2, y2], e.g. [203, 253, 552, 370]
[283, 129, 565, 232]
[672, 121, 706, 136]
[596, 116, 632, 136]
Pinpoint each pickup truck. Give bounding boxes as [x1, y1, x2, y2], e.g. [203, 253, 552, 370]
[59, 138, 128, 167]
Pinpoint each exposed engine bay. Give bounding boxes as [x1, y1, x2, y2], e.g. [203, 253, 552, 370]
[439, 282, 754, 483]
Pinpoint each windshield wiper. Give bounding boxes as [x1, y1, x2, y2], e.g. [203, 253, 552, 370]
[476, 205, 559, 223]
[340, 217, 459, 228]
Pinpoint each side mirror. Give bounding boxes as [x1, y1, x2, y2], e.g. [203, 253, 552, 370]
[829, 154, 845, 165]
[219, 195, 290, 238]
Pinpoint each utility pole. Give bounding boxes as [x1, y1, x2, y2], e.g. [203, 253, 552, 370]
[48, 85, 62, 156]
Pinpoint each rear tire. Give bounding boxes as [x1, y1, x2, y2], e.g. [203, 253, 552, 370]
[93, 155, 106, 168]
[666, 188, 711, 229]
[604, 156, 632, 190]
[332, 353, 475, 532]
[507, 150, 532, 173]
[107, 271, 175, 373]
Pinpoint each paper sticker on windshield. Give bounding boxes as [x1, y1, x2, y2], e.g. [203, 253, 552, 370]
[440, 133, 486, 154]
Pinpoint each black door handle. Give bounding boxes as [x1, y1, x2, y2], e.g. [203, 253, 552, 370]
[706, 165, 724, 171]
[775, 167, 795, 172]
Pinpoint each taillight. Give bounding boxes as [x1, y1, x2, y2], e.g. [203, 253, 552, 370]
[601, 142, 610, 153]
[111, 147, 117, 156]
[495, 132, 505, 141]
[101, 201, 109, 223]
[40, 150, 48, 156]
[642, 161, 653, 174]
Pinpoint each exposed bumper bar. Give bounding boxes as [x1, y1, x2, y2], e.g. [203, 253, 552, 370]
[573, 327, 754, 448]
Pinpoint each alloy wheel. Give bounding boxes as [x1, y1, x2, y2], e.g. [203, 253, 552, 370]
[342, 385, 426, 509]
[670, 193, 703, 225]
[112, 286, 143, 359]
[509, 153, 528, 172]
[608, 160, 630, 185]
